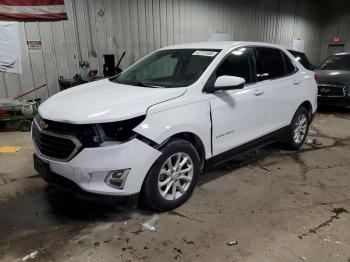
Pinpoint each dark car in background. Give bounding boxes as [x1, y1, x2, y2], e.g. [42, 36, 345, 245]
[315, 53, 350, 108]
[288, 49, 315, 71]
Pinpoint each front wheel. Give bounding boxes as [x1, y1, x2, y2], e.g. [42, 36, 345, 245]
[142, 139, 201, 211]
[284, 107, 310, 150]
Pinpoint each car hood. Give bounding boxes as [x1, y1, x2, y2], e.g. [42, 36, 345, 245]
[39, 79, 186, 124]
[315, 70, 350, 86]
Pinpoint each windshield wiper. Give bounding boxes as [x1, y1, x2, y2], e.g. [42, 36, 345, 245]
[110, 78, 164, 88]
[134, 81, 164, 88]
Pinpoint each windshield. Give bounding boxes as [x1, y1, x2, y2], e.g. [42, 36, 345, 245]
[319, 55, 350, 70]
[110, 49, 221, 88]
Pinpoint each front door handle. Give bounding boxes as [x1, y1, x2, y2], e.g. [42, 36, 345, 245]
[253, 89, 264, 96]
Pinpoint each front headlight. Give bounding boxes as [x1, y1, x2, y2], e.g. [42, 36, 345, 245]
[100, 115, 145, 142]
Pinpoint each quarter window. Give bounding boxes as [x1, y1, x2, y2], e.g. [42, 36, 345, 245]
[288, 50, 313, 70]
[215, 47, 256, 84]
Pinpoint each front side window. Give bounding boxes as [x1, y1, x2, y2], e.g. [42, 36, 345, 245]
[215, 47, 256, 84]
[111, 49, 221, 88]
[256, 47, 286, 80]
[319, 55, 350, 70]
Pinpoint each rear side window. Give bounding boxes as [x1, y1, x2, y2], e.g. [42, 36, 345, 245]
[256, 47, 286, 79]
[215, 47, 256, 84]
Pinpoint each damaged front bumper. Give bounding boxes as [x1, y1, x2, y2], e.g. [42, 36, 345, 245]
[34, 138, 161, 196]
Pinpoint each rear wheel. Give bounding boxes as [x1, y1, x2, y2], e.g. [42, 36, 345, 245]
[284, 107, 310, 150]
[142, 139, 201, 211]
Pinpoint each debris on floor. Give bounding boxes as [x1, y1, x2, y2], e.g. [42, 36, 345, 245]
[323, 237, 331, 242]
[306, 138, 322, 146]
[0, 146, 22, 153]
[22, 250, 38, 261]
[227, 240, 238, 246]
[183, 238, 194, 245]
[141, 214, 160, 232]
[259, 165, 271, 171]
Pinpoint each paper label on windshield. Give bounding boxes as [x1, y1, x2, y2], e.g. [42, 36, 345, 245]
[192, 50, 218, 57]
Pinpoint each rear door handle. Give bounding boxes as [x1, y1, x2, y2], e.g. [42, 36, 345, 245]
[253, 89, 264, 96]
[293, 79, 301, 85]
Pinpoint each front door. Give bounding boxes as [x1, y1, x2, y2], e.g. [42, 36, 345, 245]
[209, 47, 266, 156]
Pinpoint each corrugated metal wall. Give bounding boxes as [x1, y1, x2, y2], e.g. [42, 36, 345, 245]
[0, 0, 324, 100]
[320, 0, 350, 61]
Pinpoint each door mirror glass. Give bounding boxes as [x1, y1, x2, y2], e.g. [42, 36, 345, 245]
[213, 75, 245, 91]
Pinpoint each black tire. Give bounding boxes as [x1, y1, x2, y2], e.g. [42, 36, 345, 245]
[19, 120, 32, 132]
[142, 139, 201, 211]
[284, 107, 310, 150]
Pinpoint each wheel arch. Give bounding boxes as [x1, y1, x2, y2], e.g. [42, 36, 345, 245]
[298, 100, 313, 120]
[160, 132, 206, 171]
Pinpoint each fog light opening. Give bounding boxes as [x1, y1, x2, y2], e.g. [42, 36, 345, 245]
[105, 169, 130, 189]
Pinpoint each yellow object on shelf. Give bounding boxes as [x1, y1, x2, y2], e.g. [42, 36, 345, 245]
[0, 146, 22, 153]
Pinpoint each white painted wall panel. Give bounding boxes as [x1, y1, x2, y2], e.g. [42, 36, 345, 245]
[25, 22, 48, 100]
[18, 22, 36, 99]
[38, 22, 59, 96]
[0, 0, 326, 100]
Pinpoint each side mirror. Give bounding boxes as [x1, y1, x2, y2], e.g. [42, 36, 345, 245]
[213, 76, 245, 91]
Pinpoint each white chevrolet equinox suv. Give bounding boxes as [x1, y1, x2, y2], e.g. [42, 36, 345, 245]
[33, 42, 317, 211]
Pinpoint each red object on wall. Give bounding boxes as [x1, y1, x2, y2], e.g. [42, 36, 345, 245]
[0, 0, 67, 21]
[333, 36, 341, 43]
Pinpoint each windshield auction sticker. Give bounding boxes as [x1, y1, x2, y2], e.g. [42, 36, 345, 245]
[192, 50, 218, 57]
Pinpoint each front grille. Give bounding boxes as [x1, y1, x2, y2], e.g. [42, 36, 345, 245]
[318, 85, 345, 97]
[42, 119, 99, 148]
[32, 120, 81, 161]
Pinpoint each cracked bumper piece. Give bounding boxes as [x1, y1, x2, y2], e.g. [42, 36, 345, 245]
[34, 138, 161, 196]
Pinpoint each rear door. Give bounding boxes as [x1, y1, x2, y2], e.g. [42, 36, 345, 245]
[209, 47, 266, 155]
[255, 47, 300, 134]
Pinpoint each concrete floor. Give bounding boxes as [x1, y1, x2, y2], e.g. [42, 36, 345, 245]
[0, 109, 349, 262]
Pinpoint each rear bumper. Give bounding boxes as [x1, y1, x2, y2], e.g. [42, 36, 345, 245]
[317, 95, 350, 108]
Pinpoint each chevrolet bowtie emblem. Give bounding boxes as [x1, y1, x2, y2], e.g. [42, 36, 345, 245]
[38, 119, 48, 130]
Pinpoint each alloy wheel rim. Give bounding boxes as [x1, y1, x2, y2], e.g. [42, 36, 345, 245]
[293, 114, 307, 144]
[158, 152, 194, 201]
